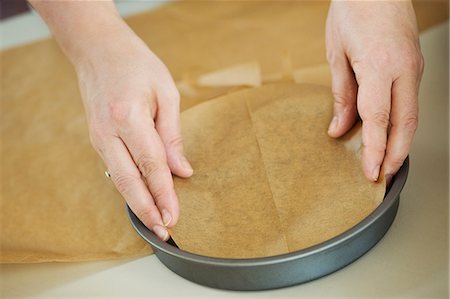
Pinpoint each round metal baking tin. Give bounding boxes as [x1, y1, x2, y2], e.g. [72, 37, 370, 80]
[127, 158, 409, 291]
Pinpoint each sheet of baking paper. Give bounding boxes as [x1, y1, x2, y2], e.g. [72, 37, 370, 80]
[170, 93, 289, 257]
[0, 49, 152, 263]
[170, 83, 385, 259]
[293, 64, 331, 86]
[124, 1, 447, 111]
[196, 61, 261, 87]
[1, 0, 446, 263]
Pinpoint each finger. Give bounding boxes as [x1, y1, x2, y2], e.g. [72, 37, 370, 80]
[155, 87, 193, 178]
[357, 75, 392, 181]
[383, 75, 419, 182]
[100, 137, 169, 241]
[120, 118, 179, 228]
[327, 51, 358, 138]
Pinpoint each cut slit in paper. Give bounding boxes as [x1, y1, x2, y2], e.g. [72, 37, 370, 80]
[195, 61, 262, 87]
[177, 57, 332, 101]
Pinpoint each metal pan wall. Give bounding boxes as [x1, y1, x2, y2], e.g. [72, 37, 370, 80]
[128, 158, 409, 290]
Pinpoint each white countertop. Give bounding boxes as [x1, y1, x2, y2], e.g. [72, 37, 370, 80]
[1, 5, 448, 299]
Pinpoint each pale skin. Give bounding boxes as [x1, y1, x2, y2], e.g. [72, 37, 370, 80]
[31, 0, 423, 241]
[326, 1, 423, 184]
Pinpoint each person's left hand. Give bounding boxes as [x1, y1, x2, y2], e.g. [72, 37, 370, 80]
[326, 1, 424, 184]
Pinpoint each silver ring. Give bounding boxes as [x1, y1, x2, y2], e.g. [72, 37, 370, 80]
[104, 170, 111, 178]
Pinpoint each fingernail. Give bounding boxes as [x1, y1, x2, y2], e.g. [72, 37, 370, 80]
[371, 165, 381, 181]
[153, 225, 169, 241]
[180, 156, 193, 173]
[161, 208, 172, 227]
[328, 116, 339, 134]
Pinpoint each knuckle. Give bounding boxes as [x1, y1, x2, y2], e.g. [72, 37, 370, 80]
[401, 51, 422, 71]
[351, 59, 364, 78]
[88, 121, 106, 149]
[108, 100, 133, 126]
[365, 143, 387, 158]
[136, 207, 157, 225]
[326, 49, 336, 65]
[136, 156, 165, 179]
[387, 155, 406, 170]
[166, 134, 184, 151]
[167, 87, 180, 104]
[332, 90, 354, 109]
[151, 186, 167, 203]
[371, 51, 393, 70]
[363, 134, 387, 154]
[113, 174, 138, 195]
[364, 109, 390, 129]
[419, 53, 425, 75]
[88, 134, 101, 154]
[88, 127, 101, 146]
[144, 90, 158, 117]
[401, 113, 419, 135]
[158, 83, 180, 105]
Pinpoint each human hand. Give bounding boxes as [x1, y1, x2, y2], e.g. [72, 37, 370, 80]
[75, 23, 193, 241]
[326, 1, 423, 183]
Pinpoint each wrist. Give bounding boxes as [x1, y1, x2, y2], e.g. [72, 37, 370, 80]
[70, 20, 134, 73]
[30, 1, 129, 67]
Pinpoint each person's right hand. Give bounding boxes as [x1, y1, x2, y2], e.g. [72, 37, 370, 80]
[75, 22, 193, 241]
[29, 0, 191, 240]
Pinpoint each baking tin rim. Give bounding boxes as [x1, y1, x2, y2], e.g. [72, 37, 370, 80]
[127, 157, 409, 267]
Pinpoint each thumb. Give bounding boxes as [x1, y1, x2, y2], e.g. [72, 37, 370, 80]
[155, 88, 193, 178]
[327, 51, 358, 138]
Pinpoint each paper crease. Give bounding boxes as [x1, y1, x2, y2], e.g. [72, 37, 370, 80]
[244, 98, 290, 252]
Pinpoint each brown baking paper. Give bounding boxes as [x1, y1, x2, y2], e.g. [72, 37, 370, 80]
[0, 0, 447, 263]
[0, 55, 151, 262]
[170, 83, 385, 259]
[195, 61, 262, 87]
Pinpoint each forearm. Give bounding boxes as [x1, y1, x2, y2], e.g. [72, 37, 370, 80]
[29, 0, 130, 67]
